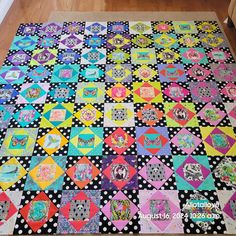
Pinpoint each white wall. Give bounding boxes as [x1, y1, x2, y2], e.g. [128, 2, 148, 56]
[0, 0, 14, 24]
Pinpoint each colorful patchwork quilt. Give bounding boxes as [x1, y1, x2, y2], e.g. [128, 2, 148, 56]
[0, 20, 235, 235]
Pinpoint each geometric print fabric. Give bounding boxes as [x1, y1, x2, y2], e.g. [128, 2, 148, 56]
[0, 20, 235, 235]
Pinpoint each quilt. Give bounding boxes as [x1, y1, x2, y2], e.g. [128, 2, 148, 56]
[0, 20, 235, 235]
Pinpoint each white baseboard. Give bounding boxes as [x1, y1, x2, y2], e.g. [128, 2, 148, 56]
[0, 0, 14, 24]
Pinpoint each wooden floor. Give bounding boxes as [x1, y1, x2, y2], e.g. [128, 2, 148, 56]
[0, 0, 236, 65]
